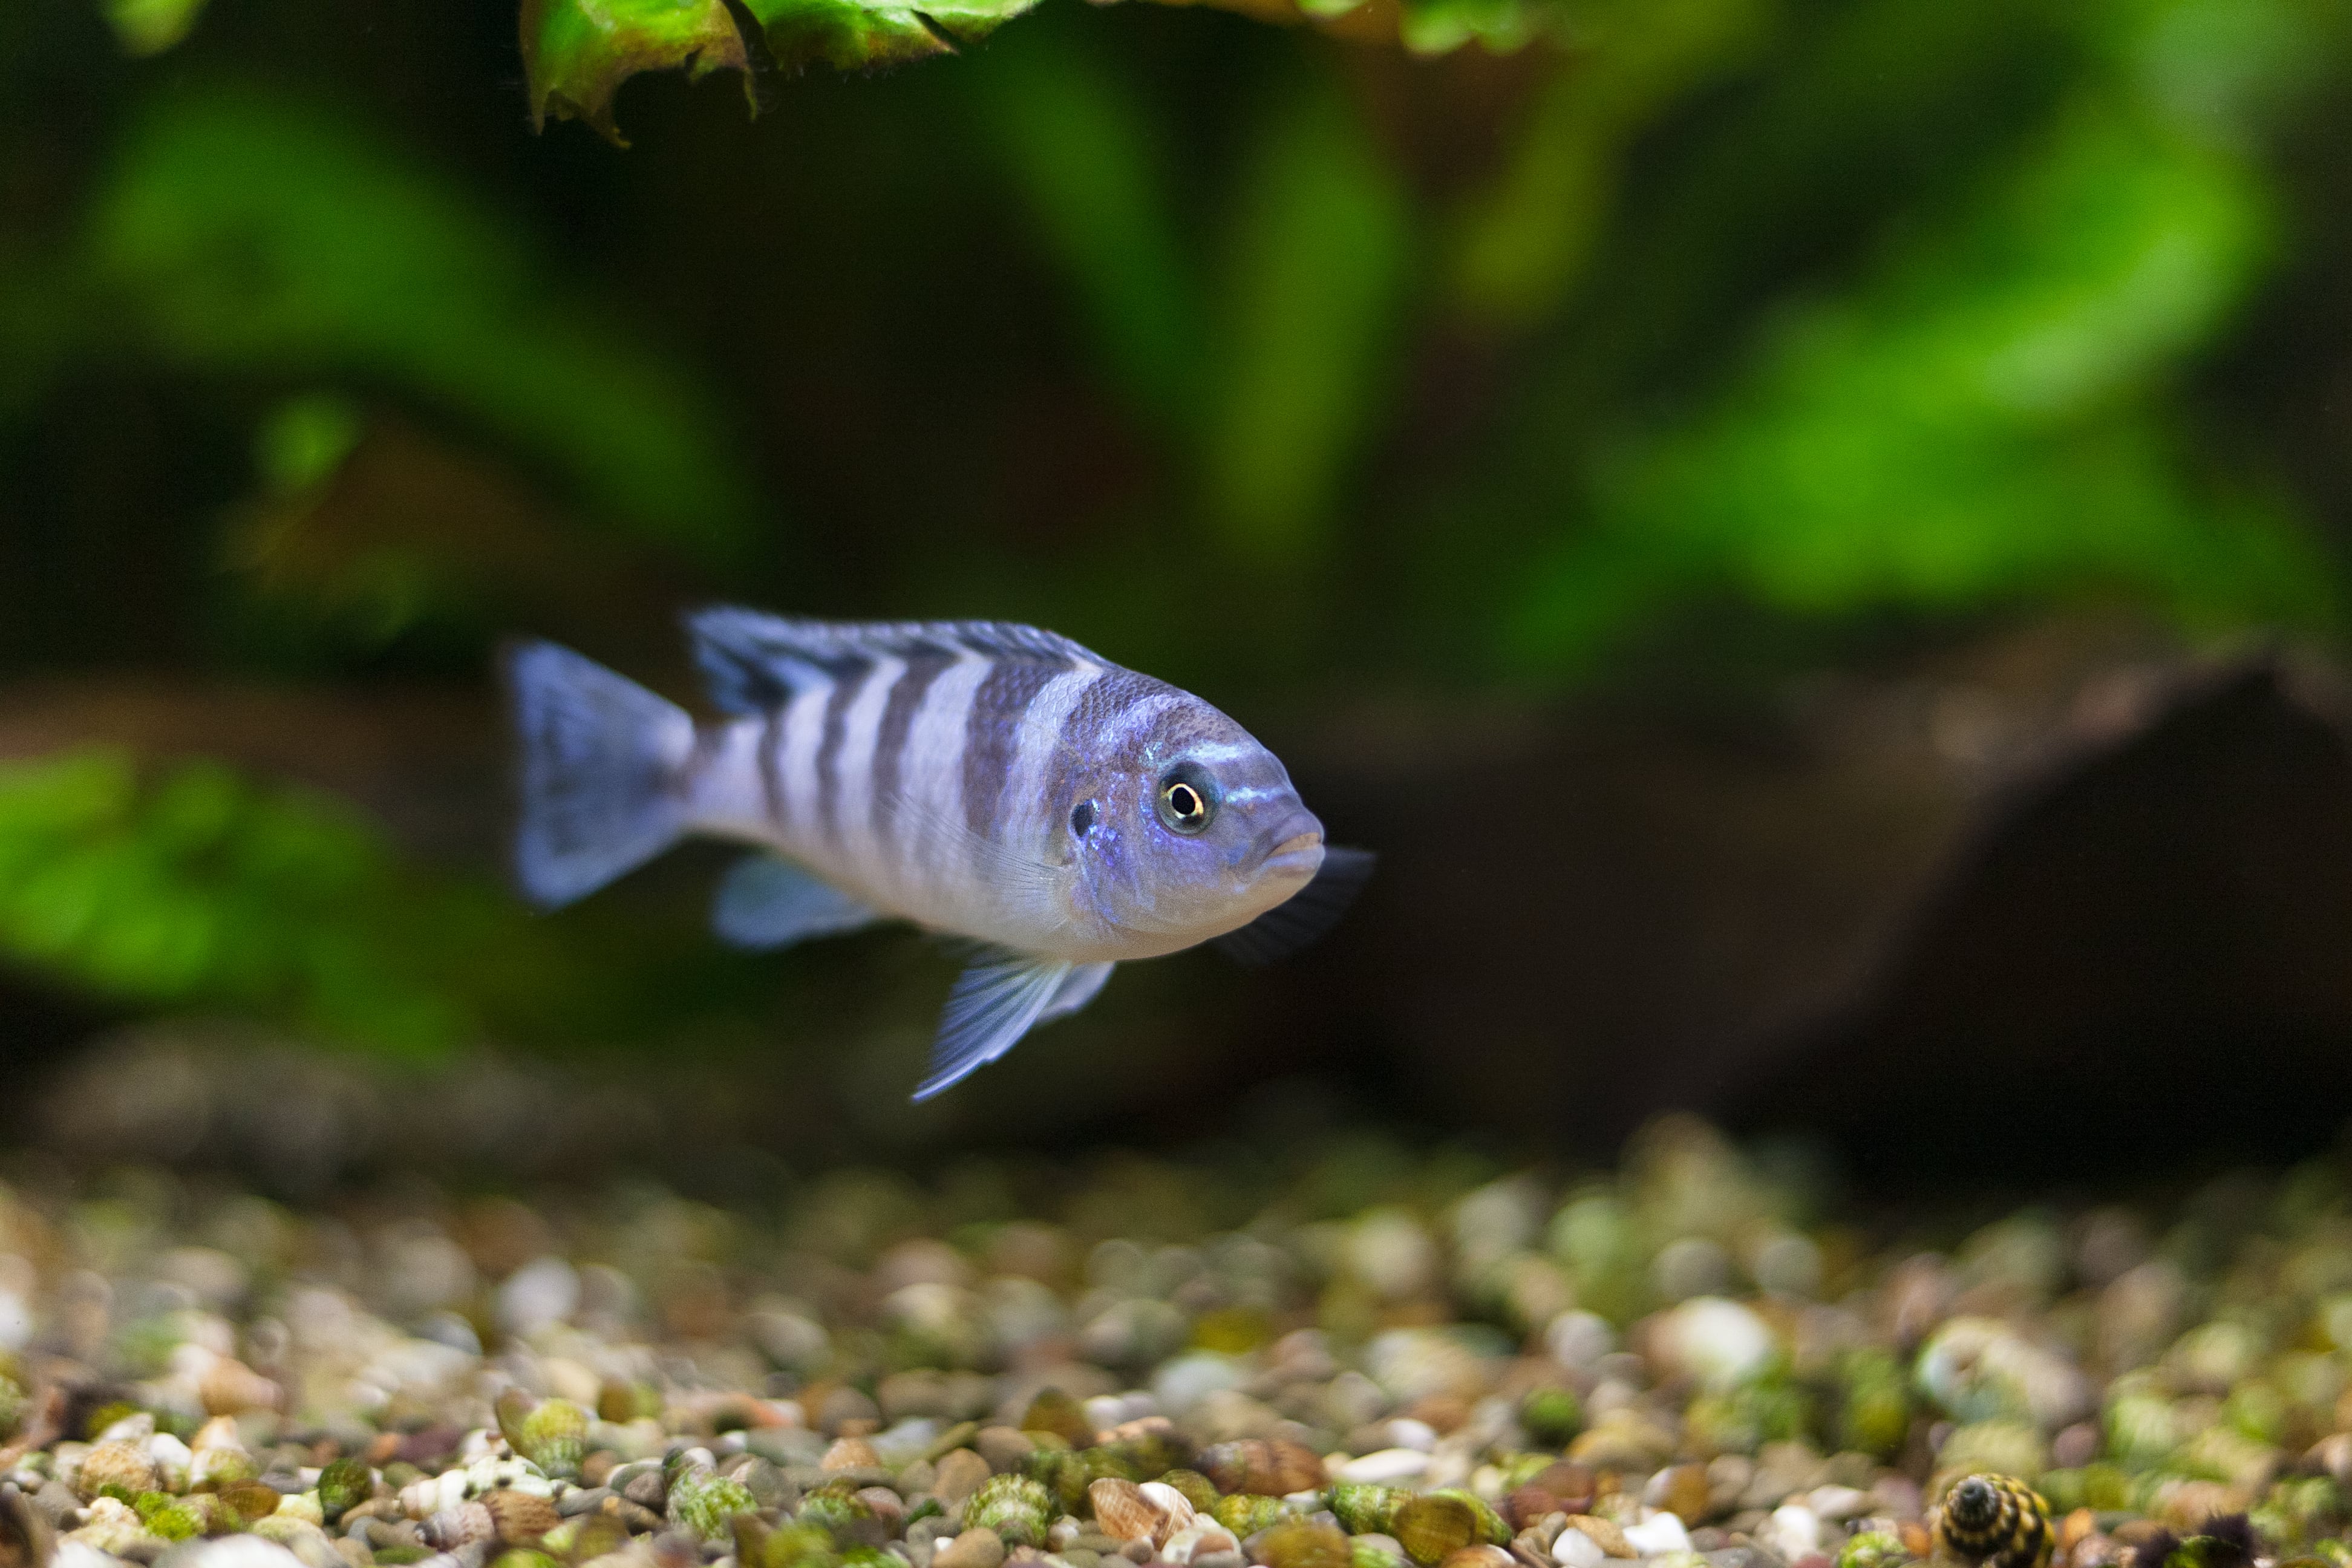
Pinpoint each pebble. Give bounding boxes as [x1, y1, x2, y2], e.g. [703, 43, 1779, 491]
[1335, 1451, 1430, 1484]
[936, 1448, 994, 1505]
[936, 1527, 1008, 1568]
[1553, 1530, 1607, 1568]
[1757, 1506, 1820, 1562]
[1622, 1515, 1693, 1556]
[0, 1116, 2339, 1568]
[976, 1427, 1035, 1474]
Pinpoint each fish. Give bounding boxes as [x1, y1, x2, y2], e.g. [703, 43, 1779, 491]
[505, 609, 1373, 1099]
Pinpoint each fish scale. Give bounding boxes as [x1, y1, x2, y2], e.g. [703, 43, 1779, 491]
[507, 609, 1372, 1099]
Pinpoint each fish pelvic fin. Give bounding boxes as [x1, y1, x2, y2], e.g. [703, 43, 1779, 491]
[712, 853, 884, 949]
[1212, 845, 1376, 965]
[913, 952, 1114, 1102]
[1040, 961, 1115, 1023]
[505, 639, 696, 909]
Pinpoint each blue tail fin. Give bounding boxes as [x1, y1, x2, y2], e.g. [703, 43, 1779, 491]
[505, 640, 696, 909]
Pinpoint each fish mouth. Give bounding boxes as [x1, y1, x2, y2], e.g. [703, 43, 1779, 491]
[1261, 829, 1325, 878]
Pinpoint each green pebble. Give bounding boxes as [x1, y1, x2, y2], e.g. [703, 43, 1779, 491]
[1214, 1493, 1285, 1536]
[518, 1399, 591, 1480]
[1521, 1389, 1582, 1446]
[751, 1521, 841, 1568]
[1423, 1490, 1508, 1547]
[1331, 1483, 1407, 1538]
[1158, 1471, 1221, 1515]
[1838, 1350, 1912, 1461]
[145, 1503, 206, 1541]
[317, 1456, 374, 1520]
[967, 1474, 1054, 1547]
[673, 1472, 762, 1542]
[1837, 1531, 1913, 1568]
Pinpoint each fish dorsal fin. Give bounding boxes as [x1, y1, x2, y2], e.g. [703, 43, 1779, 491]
[687, 607, 1110, 714]
[912, 951, 1076, 1102]
[1212, 846, 1377, 965]
[711, 854, 884, 949]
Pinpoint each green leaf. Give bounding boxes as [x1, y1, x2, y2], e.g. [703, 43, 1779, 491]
[976, 34, 1207, 428]
[742, 0, 1040, 73]
[521, 0, 750, 145]
[1509, 96, 2331, 668]
[100, 0, 209, 54]
[1204, 87, 1413, 564]
[1449, 0, 1767, 329]
[82, 87, 754, 566]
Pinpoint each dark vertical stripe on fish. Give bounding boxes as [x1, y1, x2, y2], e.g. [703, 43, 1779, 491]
[678, 720, 731, 804]
[757, 708, 786, 828]
[1046, 669, 1165, 813]
[815, 662, 871, 844]
[872, 652, 952, 848]
[962, 658, 1065, 837]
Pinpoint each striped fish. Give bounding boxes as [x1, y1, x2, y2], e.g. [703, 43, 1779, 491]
[506, 610, 1371, 1099]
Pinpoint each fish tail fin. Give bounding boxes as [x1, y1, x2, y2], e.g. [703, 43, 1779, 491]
[505, 639, 697, 908]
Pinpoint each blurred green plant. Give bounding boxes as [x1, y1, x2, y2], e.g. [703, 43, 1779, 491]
[1204, 85, 1411, 563]
[100, 0, 207, 56]
[0, 746, 808, 1063]
[7, 85, 753, 571]
[1504, 0, 2349, 670]
[0, 750, 486, 1057]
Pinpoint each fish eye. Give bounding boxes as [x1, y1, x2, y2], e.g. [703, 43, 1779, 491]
[1156, 769, 1214, 834]
[1070, 800, 1096, 837]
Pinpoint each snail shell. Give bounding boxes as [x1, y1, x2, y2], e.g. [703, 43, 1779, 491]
[1936, 1475, 2053, 1568]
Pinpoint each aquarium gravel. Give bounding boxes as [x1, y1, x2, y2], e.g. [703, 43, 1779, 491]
[0, 1116, 2347, 1568]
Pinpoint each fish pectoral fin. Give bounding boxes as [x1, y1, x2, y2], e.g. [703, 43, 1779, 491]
[913, 952, 1077, 1102]
[1039, 961, 1116, 1023]
[1211, 845, 1377, 965]
[711, 854, 883, 950]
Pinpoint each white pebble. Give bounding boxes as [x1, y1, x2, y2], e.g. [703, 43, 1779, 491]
[1543, 1310, 1616, 1370]
[496, 1256, 580, 1336]
[1760, 1504, 1822, 1562]
[1804, 1486, 1872, 1523]
[1658, 1297, 1775, 1390]
[1552, 1529, 1607, 1568]
[1151, 1350, 1246, 1415]
[163, 1541, 309, 1568]
[1383, 1418, 1439, 1452]
[1623, 1515, 1693, 1556]
[147, 1432, 193, 1492]
[1334, 1448, 1430, 1483]
[1347, 1209, 1439, 1301]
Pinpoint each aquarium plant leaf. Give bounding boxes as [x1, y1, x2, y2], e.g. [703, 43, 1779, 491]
[1509, 95, 2333, 670]
[100, 0, 209, 54]
[84, 87, 754, 567]
[1203, 87, 1412, 565]
[741, 0, 1042, 73]
[521, 0, 751, 145]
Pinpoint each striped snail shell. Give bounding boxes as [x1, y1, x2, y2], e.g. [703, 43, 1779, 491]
[1936, 1474, 2053, 1568]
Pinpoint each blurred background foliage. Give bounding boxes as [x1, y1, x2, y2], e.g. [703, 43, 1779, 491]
[4, 0, 2352, 1160]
